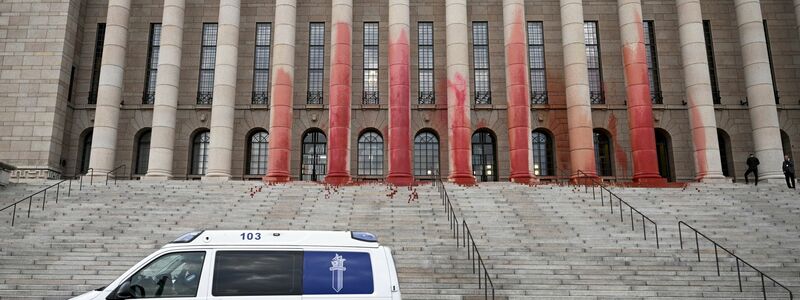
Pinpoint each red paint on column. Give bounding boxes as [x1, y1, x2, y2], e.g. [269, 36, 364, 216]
[622, 16, 664, 183]
[325, 21, 352, 185]
[448, 73, 476, 185]
[264, 69, 294, 183]
[688, 97, 709, 180]
[608, 113, 628, 176]
[387, 29, 414, 186]
[505, 8, 535, 183]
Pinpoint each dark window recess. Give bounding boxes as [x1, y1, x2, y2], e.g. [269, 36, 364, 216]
[134, 130, 151, 175]
[414, 132, 439, 177]
[527, 21, 548, 104]
[363, 22, 379, 104]
[212, 251, 303, 296]
[594, 130, 613, 176]
[247, 131, 269, 175]
[418, 22, 435, 104]
[763, 20, 779, 104]
[191, 130, 210, 175]
[88, 23, 106, 105]
[357, 131, 384, 176]
[531, 130, 554, 176]
[702, 20, 721, 104]
[143, 23, 161, 104]
[197, 23, 218, 105]
[253, 23, 272, 104]
[308, 23, 325, 104]
[472, 22, 491, 104]
[301, 130, 327, 181]
[472, 131, 497, 182]
[584, 21, 604, 104]
[643, 21, 662, 104]
[67, 66, 75, 103]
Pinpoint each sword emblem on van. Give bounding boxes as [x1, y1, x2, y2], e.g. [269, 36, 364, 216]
[329, 253, 347, 292]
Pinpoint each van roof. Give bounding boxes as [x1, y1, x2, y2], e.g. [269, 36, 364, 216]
[162, 230, 381, 249]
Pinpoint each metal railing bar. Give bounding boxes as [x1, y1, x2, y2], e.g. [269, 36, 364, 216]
[2, 178, 75, 227]
[678, 221, 793, 299]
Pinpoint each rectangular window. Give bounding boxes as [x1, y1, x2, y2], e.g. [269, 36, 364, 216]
[253, 23, 272, 105]
[584, 21, 604, 104]
[418, 22, 434, 104]
[197, 23, 218, 105]
[308, 23, 325, 104]
[763, 19, 779, 104]
[88, 23, 106, 105]
[702, 20, 721, 104]
[527, 21, 547, 104]
[472, 22, 491, 104]
[363, 22, 379, 104]
[643, 20, 662, 104]
[212, 251, 303, 296]
[143, 23, 161, 104]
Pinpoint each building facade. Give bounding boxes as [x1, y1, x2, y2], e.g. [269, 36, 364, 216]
[1, 0, 799, 184]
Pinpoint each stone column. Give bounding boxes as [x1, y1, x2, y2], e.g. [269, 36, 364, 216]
[560, 0, 598, 180]
[503, 0, 536, 183]
[618, 0, 664, 183]
[676, 0, 726, 182]
[445, 0, 476, 185]
[386, 0, 414, 185]
[145, 0, 185, 180]
[324, 0, 353, 185]
[87, 0, 131, 177]
[734, 0, 784, 181]
[264, 0, 297, 183]
[204, 0, 241, 181]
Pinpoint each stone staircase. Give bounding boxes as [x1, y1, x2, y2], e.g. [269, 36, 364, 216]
[0, 179, 798, 299]
[0, 180, 484, 300]
[443, 182, 799, 299]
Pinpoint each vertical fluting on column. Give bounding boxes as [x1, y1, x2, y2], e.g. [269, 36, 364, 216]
[734, 0, 783, 181]
[445, 0, 476, 185]
[386, 0, 414, 185]
[560, 0, 598, 180]
[264, 0, 297, 183]
[145, 0, 185, 180]
[324, 0, 353, 185]
[204, 0, 241, 181]
[87, 0, 131, 177]
[502, 0, 536, 183]
[618, 0, 664, 183]
[676, 0, 725, 182]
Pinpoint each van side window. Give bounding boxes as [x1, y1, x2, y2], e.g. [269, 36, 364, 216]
[128, 251, 206, 298]
[212, 251, 303, 296]
[303, 251, 374, 294]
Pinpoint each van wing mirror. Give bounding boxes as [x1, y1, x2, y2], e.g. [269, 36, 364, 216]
[106, 281, 133, 300]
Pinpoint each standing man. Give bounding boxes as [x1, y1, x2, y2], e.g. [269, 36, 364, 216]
[783, 155, 795, 189]
[744, 154, 760, 185]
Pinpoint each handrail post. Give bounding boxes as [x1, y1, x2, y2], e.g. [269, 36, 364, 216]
[68, 179, 72, 197]
[11, 203, 16, 226]
[678, 222, 684, 249]
[654, 223, 659, 249]
[761, 273, 766, 300]
[41, 190, 46, 211]
[695, 231, 700, 262]
[55, 183, 60, 204]
[714, 244, 719, 276]
[27, 196, 32, 218]
[736, 258, 742, 292]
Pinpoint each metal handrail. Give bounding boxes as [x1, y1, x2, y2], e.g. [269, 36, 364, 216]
[574, 170, 660, 248]
[1, 179, 73, 226]
[106, 165, 126, 185]
[80, 168, 94, 190]
[435, 178, 495, 300]
[678, 221, 793, 299]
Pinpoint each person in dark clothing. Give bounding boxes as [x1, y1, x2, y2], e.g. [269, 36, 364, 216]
[744, 154, 760, 185]
[783, 155, 795, 189]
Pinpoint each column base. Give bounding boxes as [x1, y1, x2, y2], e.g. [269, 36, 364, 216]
[263, 174, 291, 183]
[633, 175, 667, 184]
[510, 175, 539, 184]
[202, 174, 231, 182]
[448, 174, 477, 186]
[142, 174, 172, 181]
[324, 174, 351, 185]
[386, 174, 415, 186]
[695, 176, 731, 184]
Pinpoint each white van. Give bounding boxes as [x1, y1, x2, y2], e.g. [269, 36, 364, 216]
[70, 230, 402, 300]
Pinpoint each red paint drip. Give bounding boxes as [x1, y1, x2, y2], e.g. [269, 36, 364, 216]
[688, 96, 708, 180]
[608, 113, 629, 176]
[505, 8, 534, 183]
[386, 28, 414, 186]
[325, 21, 353, 185]
[264, 68, 294, 183]
[447, 72, 475, 185]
